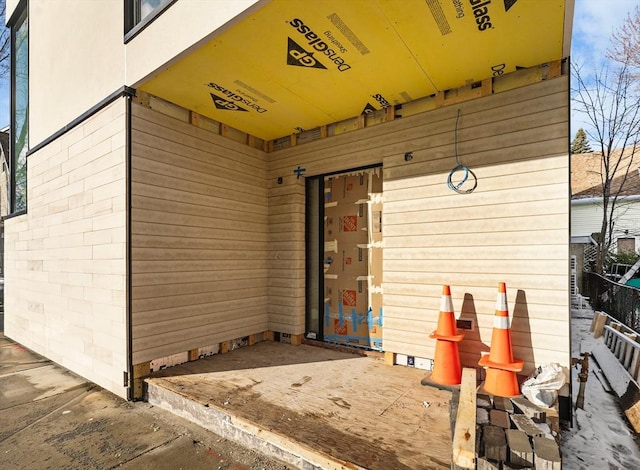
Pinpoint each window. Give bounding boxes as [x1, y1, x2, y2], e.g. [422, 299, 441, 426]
[11, 3, 28, 213]
[125, 0, 175, 40]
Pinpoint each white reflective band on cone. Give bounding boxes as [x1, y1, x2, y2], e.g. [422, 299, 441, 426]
[493, 315, 510, 329]
[496, 294, 507, 312]
[440, 295, 453, 312]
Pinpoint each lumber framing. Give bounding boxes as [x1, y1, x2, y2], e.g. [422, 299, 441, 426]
[452, 368, 477, 469]
[134, 60, 566, 154]
[137, 329, 310, 382]
[132, 361, 151, 400]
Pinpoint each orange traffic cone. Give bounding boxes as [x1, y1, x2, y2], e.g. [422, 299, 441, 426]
[430, 285, 465, 385]
[478, 282, 524, 397]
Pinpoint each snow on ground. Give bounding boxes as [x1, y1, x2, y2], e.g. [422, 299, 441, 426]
[561, 307, 640, 469]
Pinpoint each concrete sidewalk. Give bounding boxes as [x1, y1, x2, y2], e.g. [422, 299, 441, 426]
[0, 332, 289, 470]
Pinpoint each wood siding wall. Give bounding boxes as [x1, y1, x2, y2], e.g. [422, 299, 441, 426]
[269, 77, 570, 373]
[131, 104, 269, 364]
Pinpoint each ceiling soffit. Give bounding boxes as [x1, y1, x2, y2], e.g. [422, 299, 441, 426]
[140, 0, 569, 140]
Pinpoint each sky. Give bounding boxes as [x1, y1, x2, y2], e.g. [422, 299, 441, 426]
[570, 0, 639, 138]
[571, 0, 633, 64]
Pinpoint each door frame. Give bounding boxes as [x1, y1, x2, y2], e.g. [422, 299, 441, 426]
[304, 163, 382, 345]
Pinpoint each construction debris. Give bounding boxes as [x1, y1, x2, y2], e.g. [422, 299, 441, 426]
[451, 367, 562, 469]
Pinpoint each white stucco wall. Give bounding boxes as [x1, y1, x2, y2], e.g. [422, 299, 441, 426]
[6, 0, 20, 22]
[28, 1, 125, 146]
[125, 0, 261, 87]
[24, 0, 260, 148]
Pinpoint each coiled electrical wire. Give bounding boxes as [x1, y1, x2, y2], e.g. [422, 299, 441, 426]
[447, 109, 477, 194]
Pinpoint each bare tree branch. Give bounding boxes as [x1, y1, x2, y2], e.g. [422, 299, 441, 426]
[608, 6, 640, 79]
[572, 56, 640, 273]
[0, 1, 9, 79]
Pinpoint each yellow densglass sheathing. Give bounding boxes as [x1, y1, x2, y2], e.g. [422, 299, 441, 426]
[139, 0, 567, 140]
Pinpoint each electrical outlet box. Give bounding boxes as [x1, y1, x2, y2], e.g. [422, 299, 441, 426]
[457, 318, 476, 331]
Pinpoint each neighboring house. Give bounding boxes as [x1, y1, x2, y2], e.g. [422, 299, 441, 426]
[4, 0, 574, 400]
[571, 149, 640, 285]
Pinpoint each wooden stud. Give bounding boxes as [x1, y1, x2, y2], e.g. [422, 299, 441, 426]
[248, 334, 256, 346]
[220, 341, 230, 354]
[190, 111, 200, 127]
[384, 351, 396, 366]
[290, 133, 297, 147]
[593, 313, 607, 338]
[188, 348, 199, 362]
[625, 400, 640, 434]
[452, 368, 477, 469]
[133, 362, 151, 379]
[589, 311, 601, 332]
[132, 61, 567, 161]
[546, 60, 562, 80]
[265, 331, 275, 342]
[134, 90, 151, 108]
[132, 362, 151, 400]
[290, 334, 304, 346]
[385, 105, 395, 122]
[265, 140, 274, 153]
[481, 78, 493, 97]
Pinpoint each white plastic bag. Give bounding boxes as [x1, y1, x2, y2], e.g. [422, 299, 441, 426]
[521, 363, 565, 407]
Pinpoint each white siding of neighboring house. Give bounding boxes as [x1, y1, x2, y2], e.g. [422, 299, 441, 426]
[571, 202, 602, 238]
[572, 198, 640, 252]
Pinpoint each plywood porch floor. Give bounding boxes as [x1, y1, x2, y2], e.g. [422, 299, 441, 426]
[145, 341, 453, 470]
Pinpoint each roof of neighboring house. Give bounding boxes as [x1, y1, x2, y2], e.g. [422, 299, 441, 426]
[571, 148, 640, 199]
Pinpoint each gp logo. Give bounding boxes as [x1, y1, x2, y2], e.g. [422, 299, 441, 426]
[210, 93, 248, 112]
[287, 37, 327, 69]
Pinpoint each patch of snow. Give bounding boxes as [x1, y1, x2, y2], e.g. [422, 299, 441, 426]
[561, 309, 640, 469]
